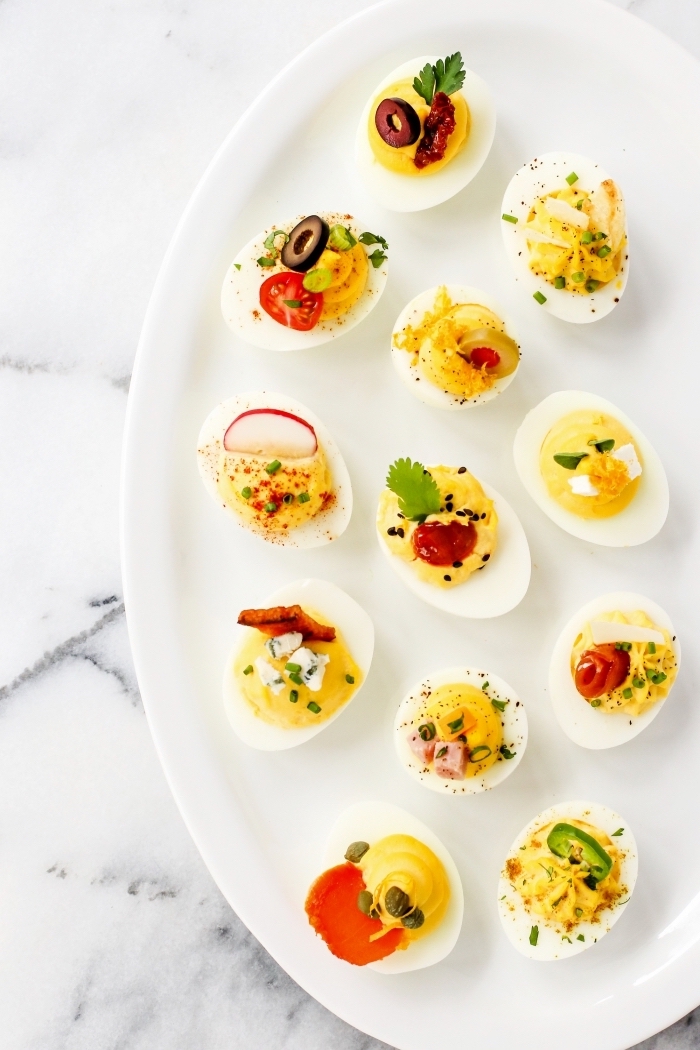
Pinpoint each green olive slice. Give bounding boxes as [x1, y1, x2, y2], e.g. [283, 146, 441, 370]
[456, 327, 520, 378]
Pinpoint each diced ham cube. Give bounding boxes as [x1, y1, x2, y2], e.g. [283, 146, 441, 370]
[407, 730, 435, 765]
[434, 741, 467, 780]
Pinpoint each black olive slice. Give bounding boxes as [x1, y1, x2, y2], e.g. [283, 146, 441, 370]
[281, 215, 329, 272]
[374, 97, 421, 149]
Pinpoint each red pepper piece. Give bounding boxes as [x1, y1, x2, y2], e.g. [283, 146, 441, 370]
[414, 91, 456, 170]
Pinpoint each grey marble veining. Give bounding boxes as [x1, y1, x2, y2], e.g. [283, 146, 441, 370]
[2, 0, 699, 1047]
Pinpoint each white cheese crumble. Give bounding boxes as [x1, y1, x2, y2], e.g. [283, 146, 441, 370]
[264, 632, 303, 660]
[611, 442, 642, 480]
[569, 474, 598, 496]
[254, 657, 285, 694]
[289, 647, 330, 693]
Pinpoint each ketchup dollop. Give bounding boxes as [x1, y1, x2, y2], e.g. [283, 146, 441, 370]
[305, 863, 404, 965]
[412, 519, 477, 566]
[574, 644, 631, 700]
[414, 92, 456, 169]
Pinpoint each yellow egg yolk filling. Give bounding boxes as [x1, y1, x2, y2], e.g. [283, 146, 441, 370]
[359, 834, 449, 944]
[571, 610, 677, 717]
[505, 819, 626, 933]
[539, 410, 642, 519]
[377, 465, 498, 588]
[317, 245, 368, 321]
[368, 78, 469, 177]
[422, 683, 502, 777]
[234, 616, 361, 729]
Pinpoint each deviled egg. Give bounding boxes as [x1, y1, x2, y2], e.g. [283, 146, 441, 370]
[391, 285, 520, 408]
[221, 213, 388, 350]
[197, 392, 352, 547]
[550, 591, 680, 749]
[498, 800, 637, 960]
[223, 578, 374, 751]
[513, 390, 668, 546]
[501, 152, 628, 322]
[377, 457, 530, 617]
[395, 666, 527, 794]
[305, 801, 463, 972]
[356, 52, 496, 212]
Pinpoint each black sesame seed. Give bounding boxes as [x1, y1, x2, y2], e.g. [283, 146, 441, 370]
[396, 527, 405, 538]
[464, 509, 472, 516]
[445, 494, 453, 500]
[446, 502, 453, 512]
[387, 527, 397, 536]
[471, 514, 479, 521]
[458, 467, 467, 474]
[455, 510, 466, 517]
[480, 513, 486, 519]
[444, 575, 451, 581]
[482, 553, 490, 562]
[453, 561, 463, 568]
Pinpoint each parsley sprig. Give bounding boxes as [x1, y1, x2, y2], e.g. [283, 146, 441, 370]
[359, 231, 388, 268]
[386, 458, 441, 522]
[413, 52, 465, 106]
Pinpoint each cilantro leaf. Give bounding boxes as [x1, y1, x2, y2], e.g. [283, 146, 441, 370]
[359, 231, 388, 251]
[434, 52, 465, 96]
[386, 458, 441, 521]
[413, 62, 436, 105]
[368, 249, 387, 268]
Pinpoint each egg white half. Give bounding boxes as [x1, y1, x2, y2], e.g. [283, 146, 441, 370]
[498, 800, 638, 961]
[513, 389, 668, 547]
[222, 578, 374, 752]
[501, 152, 629, 323]
[221, 212, 388, 351]
[394, 666, 527, 794]
[355, 57, 496, 213]
[549, 591, 680, 749]
[391, 285, 520, 409]
[377, 478, 531, 618]
[321, 801, 464, 973]
[197, 391, 353, 548]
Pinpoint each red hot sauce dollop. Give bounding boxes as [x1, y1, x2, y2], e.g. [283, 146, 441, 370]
[412, 519, 477, 566]
[414, 92, 456, 170]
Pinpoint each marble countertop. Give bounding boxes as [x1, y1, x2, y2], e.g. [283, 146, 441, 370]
[2, 1, 699, 1047]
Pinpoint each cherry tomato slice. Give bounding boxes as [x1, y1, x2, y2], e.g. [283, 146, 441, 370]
[574, 644, 631, 699]
[412, 519, 477, 566]
[259, 271, 323, 331]
[469, 346, 501, 370]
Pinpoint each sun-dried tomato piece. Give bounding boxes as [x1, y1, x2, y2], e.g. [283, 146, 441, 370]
[414, 91, 456, 170]
[237, 604, 336, 642]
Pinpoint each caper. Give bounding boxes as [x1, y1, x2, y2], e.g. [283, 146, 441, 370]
[357, 890, 373, 916]
[344, 840, 370, 863]
[401, 908, 425, 930]
[385, 886, 410, 918]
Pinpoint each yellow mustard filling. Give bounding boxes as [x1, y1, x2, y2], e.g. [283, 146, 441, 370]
[377, 465, 497, 588]
[504, 819, 626, 933]
[571, 610, 677, 716]
[368, 78, 469, 177]
[539, 410, 641, 519]
[318, 244, 368, 321]
[234, 615, 361, 729]
[359, 834, 449, 944]
[422, 682, 502, 777]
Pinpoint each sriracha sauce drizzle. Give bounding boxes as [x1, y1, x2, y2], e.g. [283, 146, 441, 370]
[412, 519, 477, 566]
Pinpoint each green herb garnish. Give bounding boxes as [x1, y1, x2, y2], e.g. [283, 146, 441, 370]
[243, 665, 254, 675]
[566, 171, 579, 185]
[436, 746, 447, 759]
[647, 641, 656, 654]
[572, 271, 585, 282]
[533, 291, 547, 304]
[469, 745, 492, 761]
[264, 502, 277, 513]
[285, 662, 301, 672]
[241, 486, 252, 499]
[368, 249, 387, 268]
[612, 828, 624, 836]
[577, 934, 585, 942]
[265, 460, 282, 474]
[622, 687, 633, 699]
[234, 263, 241, 271]
[553, 452, 589, 470]
[307, 701, 321, 714]
[282, 299, 302, 309]
[575, 908, 583, 917]
[386, 457, 441, 522]
[529, 925, 539, 946]
[447, 716, 464, 732]
[289, 690, 299, 703]
[482, 681, 490, 691]
[289, 672, 303, 685]
[358, 231, 388, 251]
[502, 213, 518, 224]
[615, 641, 632, 651]
[500, 745, 516, 760]
[554, 275, 566, 289]
[598, 244, 612, 258]
[302, 268, 332, 293]
[328, 224, 357, 251]
[588, 438, 615, 453]
[581, 230, 593, 244]
[491, 698, 507, 712]
[576, 199, 584, 210]
[257, 256, 276, 267]
[632, 677, 645, 689]
[647, 669, 667, 686]
[264, 229, 289, 252]
[297, 492, 310, 504]
[419, 723, 436, 741]
[346, 674, 355, 684]
[412, 52, 465, 105]
[591, 699, 602, 707]
[585, 279, 600, 292]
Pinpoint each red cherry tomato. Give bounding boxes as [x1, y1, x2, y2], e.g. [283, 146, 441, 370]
[469, 346, 501, 370]
[259, 271, 323, 331]
[412, 519, 477, 566]
[574, 644, 631, 699]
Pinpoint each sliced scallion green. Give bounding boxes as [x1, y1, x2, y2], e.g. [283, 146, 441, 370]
[502, 213, 518, 224]
[289, 672, 303, 685]
[289, 690, 299, 703]
[566, 172, 579, 185]
[597, 244, 612, 258]
[285, 662, 301, 672]
[345, 674, 355, 684]
[241, 486, 252, 499]
[572, 271, 585, 282]
[264, 502, 277, 513]
[647, 641, 656, 654]
[554, 275, 566, 289]
[533, 291, 547, 304]
[243, 665, 254, 675]
[265, 460, 282, 474]
[297, 492, 310, 504]
[581, 230, 593, 244]
[585, 279, 600, 292]
[622, 687, 633, 699]
[591, 699, 602, 707]
[529, 926, 539, 946]
[307, 701, 321, 714]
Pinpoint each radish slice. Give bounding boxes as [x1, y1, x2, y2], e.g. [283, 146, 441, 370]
[223, 408, 318, 458]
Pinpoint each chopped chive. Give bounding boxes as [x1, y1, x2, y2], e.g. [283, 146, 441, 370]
[447, 717, 464, 732]
[500, 745, 516, 759]
[615, 641, 632, 651]
[241, 486, 252, 499]
[289, 690, 299, 703]
[647, 641, 656, 654]
[282, 299, 303, 308]
[491, 698, 507, 712]
[297, 492, 310, 504]
[588, 438, 615, 453]
[283, 493, 294, 504]
[307, 701, 321, 714]
[289, 672, 303, 685]
[436, 746, 447, 759]
[577, 934, 585, 942]
[345, 674, 355, 684]
[482, 681, 489, 691]
[502, 213, 518, 224]
[597, 244, 612, 258]
[234, 263, 241, 271]
[622, 687, 633, 699]
[554, 275, 566, 289]
[572, 271, 585, 282]
[612, 828, 624, 836]
[576, 199, 584, 210]
[265, 460, 282, 474]
[257, 256, 276, 267]
[243, 665, 254, 675]
[533, 291, 547, 304]
[469, 745, 492, 761]
[593, 231, 606, 241]
[264, 229, 289, 251]
[647, 670, 667, 686]
[566, 171, 579, 185]
[553, 452, 588, 470]
[581, 230, 593, 244]
[591, 699, 602, 707]
[264, 502, 277, 513]
[585, 279, 600, 292]
[529, 926, 539, 946]
[632, 677, 645, 688]
[575, 908, 583, 917]
[285, 662, 301, 672]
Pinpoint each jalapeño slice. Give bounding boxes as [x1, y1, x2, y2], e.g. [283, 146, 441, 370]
[546, 822, 612, 885]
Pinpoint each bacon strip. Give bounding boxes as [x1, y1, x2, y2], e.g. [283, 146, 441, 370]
[237, 604, 336, 642]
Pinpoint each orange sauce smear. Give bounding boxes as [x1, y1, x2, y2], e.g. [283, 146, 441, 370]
[305, 862, 405, 965]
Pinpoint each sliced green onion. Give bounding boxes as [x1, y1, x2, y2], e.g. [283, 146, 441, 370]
[328, 224, 357, 251]
[243, 665, 254, 675]
[553, 452, 588, 470]
[622, 687, 633, 699]
[241, 486, 252, 499]
[588, 438, 615, 453]
[491, 698, 507, 712]
[469, 745, 492, 761]
[282, 299, 302, 309]
[632, 677, 645, 689]
[585, 279, 600, 292]
[581, 230, 593, 244]
[576, 199, 584, 210]
[572, 271, 585, 283]
[418, 723, 436, 742]
[529, 926, 539, 946]
[502, 213, 518, 224]
[590, 699, 602, 707]
[566, 171, 579, 185]
[264, 229, 289, 251]
[647, 641, 656, 654]
[533, 291, 547, 304]
[593, 231, 607, 241]
[575, 907, 583, 917]
[615, 641, 632, 651]
[554, 276, 566, 289]
[264, 502, 277, 513]
[447, 716, 464, 732]
[597, 244, 612, 258]
[265, 460, 282, 474]
[289, 672, 303, 685]
[436, 746, 448, 759]
[368, 248, 387, 268]
[612, 828, 624, 836]
[577, 934, 585, 942]
[285, 662, 301, 672]
[482, 681, 489, 691]
[358, 231, 388, 249]
[302, 268, 332, 293]
[289, 690, 299, 703]
[345, 674, 355, 684]
[234, 263, 242, 271]
[297, 492, 310, 504]
[283, 493, 294, 504]
[257, 256, 276, 267]
[647, 669, 667, 686]
[307, 701, 321, 714]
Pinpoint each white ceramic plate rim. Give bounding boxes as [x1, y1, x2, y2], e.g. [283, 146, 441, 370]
[121, 1, 700, 1047]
